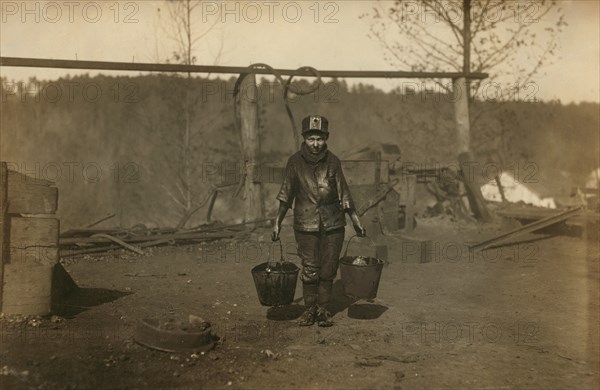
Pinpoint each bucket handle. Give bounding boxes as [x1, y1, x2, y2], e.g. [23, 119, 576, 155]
[343, 234, 377, 258]
[266, 239, 286, 272]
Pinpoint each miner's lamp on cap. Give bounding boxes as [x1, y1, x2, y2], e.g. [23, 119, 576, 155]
[301, 115, 329, 135]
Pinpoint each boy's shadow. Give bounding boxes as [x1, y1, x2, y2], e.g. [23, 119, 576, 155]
[329, 279, 358, 315]
[331, 280, 388, 319]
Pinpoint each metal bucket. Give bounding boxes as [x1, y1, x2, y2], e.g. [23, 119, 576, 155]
[339, 235, 384, 299]
[251, 240, 299, 306]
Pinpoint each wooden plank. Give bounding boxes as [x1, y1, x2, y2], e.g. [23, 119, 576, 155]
[10, 217, 60, 250]
[0, 162, 8, 311]
[496, 206, 598, 227]
[2, 256, 56, 315]
[9, 247, 59, 265]
[7, 169, 53, 186]
[7, 171, 58, 214]
[2, 224, 59, 315]
[471, 206, 583, 250]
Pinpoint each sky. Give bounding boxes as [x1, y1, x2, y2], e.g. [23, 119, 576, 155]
[0, 0, 599, 103]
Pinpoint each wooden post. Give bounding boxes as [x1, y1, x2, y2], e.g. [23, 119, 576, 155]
[455, 0, 472, 154]
[453, 0, 491, 222]
[239, 73, 264, 224]
[404, 174, 416, 232]
[0, 162, 8, 310]
[453, 77, 470, 154]
[459, 152, 492, 222]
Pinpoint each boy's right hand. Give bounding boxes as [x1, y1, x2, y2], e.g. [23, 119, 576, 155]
[271, 224, 281, 241]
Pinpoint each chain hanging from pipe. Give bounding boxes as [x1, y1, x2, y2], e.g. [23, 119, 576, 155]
[231, 63, 323, 198]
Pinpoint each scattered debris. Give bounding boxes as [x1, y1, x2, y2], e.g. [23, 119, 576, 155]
[355, 358, 382, 367]
[91, 233, 145, 255]
[59, 220, 259, 258]
[124, 273, 167, 278]
[373, 355, 419, 363]
[188, 315, 210, 331]
[0, 366, 29, 378]
[394, 371, 405, 381]
[264, 350, 280, 359]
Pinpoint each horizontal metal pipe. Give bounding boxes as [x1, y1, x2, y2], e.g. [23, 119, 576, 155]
[0, 57, 489, 79]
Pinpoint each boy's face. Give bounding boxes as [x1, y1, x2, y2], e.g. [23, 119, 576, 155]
[304, 133, 327, 154]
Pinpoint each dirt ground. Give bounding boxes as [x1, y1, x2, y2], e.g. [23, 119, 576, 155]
[1, 217, 599, 390]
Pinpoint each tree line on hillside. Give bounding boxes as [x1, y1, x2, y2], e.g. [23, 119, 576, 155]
[1, 75, 597, 229]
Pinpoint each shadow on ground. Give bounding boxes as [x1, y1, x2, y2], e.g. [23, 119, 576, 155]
[347, 303, 388, 319]
[264, 280, 388, 321]
[52, 288, 133, 318]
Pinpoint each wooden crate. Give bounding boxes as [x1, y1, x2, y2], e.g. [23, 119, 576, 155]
[2, 217, 59, 315]
[1, 164, 60, 316]
[7, 170, 58, 214]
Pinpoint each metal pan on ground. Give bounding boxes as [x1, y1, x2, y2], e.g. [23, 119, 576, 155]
[134, 318, 216, 353]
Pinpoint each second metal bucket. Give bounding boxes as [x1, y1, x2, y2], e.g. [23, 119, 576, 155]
[339, 235, 384, 299]
[251, 240, 299, 306]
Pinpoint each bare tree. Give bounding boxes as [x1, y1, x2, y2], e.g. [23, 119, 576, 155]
[365, 0, 565, 91]
[362, 0, 566, 154]
[142, 0, 227, 228]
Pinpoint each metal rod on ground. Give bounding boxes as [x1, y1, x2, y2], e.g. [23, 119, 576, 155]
[60, 245, 121, 257]
[60, 231, 238, 246]
[469, 206, 583, 250]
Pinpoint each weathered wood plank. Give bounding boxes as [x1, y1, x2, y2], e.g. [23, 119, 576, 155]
[7, 169, 53, 187]
[10, 217, 60, 250]
[7, 173, 58, 214]
[471, 206, 583, 250]
[2, 260, 55, 315]
[2, 234, 58, 315]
